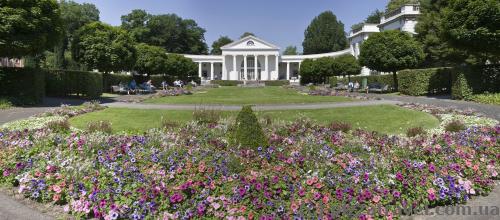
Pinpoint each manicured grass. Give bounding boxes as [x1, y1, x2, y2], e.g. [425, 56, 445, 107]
[470, 93, 500, 106]
[144, 87, 352, 104]
[69, 105, 439, 134]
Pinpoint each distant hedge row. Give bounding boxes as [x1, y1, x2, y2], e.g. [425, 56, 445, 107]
[338, 74, 395, 88]
[211, 80, 243, 86]
[46, 70, 103, 99]
[0, 67, 45, 105]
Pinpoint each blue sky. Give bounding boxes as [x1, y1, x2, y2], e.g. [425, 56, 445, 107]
[73, 0, 389, 52]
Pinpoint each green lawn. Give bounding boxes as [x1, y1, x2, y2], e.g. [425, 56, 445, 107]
[69, 105, 439, 134]
[144, 87, 352, 104]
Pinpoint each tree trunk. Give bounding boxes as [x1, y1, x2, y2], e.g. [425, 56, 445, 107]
[392, 71, 398, 92]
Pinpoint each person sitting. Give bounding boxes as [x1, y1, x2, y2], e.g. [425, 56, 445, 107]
[145, 80, 155, 92]
[348, 81, 354, 92]
[161, 81, 168, 90]
[354, 81, 360, 91]
[128, 79, 137, 95]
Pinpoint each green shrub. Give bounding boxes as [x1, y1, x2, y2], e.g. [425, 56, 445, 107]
[398, 68, 452, 96]
[470, 93, 500, 105]
[0, 67, 45, 104]
[87, 121, 112, 134]
[330, 121, 352, 133]
[0, 97, 13, 110]
[103, 73, 133, 92]
[451, 71, 473, 100]
[339, 74, 395, 88]
[406, 127, 426, 137]
[263, 80, 290, 86]
[210, 80, 243, 86]
[329, 77, 338, 87]
[445, 120, 465, 132]
[233, 106, 268, 149]
[192, 108, 221, 124]
[45, 70, 103, 99]
[47, 119, 70, 133]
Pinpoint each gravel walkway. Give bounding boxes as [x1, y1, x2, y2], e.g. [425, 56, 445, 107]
[103, 100, 402, 111]
[0, 190, 54, 220]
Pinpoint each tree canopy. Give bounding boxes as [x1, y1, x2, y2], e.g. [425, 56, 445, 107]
[210, 36, 233, 55]
[332, 54, 361, 78]
[240, 32, 255, 39]
[442, 0, 500, 59]
[72, 22, 136, 73]
[134, 43, 168, 76]
[302, 11, 348, 55]
[283, 46, 298, 55]
[359, 30, 424, 90]
[0, 0, 63, 57]
[351, 10, 384, 31]
[164, 54, 198, 82]
[120, 11, 208, 54]
[386, 0, 419, 12]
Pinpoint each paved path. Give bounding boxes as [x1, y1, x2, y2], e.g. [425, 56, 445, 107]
[0, 107, 54, 125]
[360, 93, 500, 120]
[0, 191, 54, 220]
[104, 100, 402, 111]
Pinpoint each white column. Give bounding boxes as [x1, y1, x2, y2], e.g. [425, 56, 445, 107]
[254, 55, 258, 80]
[265, 55, 269, 80]
[210, 62, 214, 80]
[198, 62, 202, 79]
[286, 62, 290, 80]
[275, 55, 279, 80]
[243, 55, 248, 80]
[232, 55, 236, 80]
[298, 62, 302, 80]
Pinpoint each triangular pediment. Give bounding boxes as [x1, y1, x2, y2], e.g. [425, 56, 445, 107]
[221, 35, 280, 51]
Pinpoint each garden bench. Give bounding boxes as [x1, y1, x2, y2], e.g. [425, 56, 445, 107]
[368, 84, 389, 93]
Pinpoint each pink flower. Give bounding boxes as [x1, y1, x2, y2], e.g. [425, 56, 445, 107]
[53, 185, 62, 194]
[372, 195, 381, 203]
[211, 202, 221, 210]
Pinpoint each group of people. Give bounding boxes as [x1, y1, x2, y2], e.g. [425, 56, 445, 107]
[347, 81, 360, 92]
[119, 79, 195, 95]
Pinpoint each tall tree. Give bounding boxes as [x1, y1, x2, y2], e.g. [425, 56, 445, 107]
[332, 54, 361, 80]
[365, 10, 384, 24]
[240, 32, 255, 39]
[134, 43, 168, 76]
[120, 11, 208, 54]
[442, 0, 500, 60]
[55, 0, 100, 69]
[164, 54, 198, 82]
[211, 36, 233, 55]
[72, 22, 136, 73]
[302, 11, 348, 55]
[415, 0, 468, 67]
[283, 46, 298, 55]
[359, 31, 424, 91]
[386, 0, 420, 12]
[0, 0, 63, 58]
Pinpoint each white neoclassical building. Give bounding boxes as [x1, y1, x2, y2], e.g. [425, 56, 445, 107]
[184, 35, 351, 82]
[183, 4, 421, 81]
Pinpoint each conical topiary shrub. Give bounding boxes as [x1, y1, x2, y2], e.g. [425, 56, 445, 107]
[233, 105, 268, 149]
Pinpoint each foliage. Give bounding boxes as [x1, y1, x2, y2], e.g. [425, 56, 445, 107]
[444, 120, 466, 132]
[240, 32, 255, 39]
[192, 108, 222, 124]
[160, 116, 180, 130]
[103, 73, 134, 92]
[451, 71, 474, 100]
[54, 0, 100, 69]
[233, 106, 268, 149]
[72, 22, 137, 73]
[398, 68, 453, 96]
[86, 120, 112, 134]
[359, 30, 425, 91]
[46, 119, 71, 133]
[45, 69, 103, 99]
[121, 11, 208, 54]
[442, 0, 500, 59]
[302, 11, 348, 54]
[262, 80, 290, 86]
[0, 107, 498, 219]
[134, 43, 168, 76]
[0, 0, 63, 57]
[415, 0, 469, 67]
[0, 67, 45, 105]
[470, 93, 500, 106]
[0, 97, 13, 110]
[0, 116, 66, 131]
[164, 54, 198, 82]
[210, 80, 243, 86]
[283, 46, 298, 55]
[329, 121, 352, 133]
[339, 74, 396, 89]
[365, 10, 384, 23]
[406, 126, 427, 137]
[386, 0, 419, 12]
[332, 54, 361, 78]
[211, 36, 233, 55]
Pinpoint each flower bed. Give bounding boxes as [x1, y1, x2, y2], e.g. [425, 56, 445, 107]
[0, 107, 498, 219]
[155, 88, 193, 97]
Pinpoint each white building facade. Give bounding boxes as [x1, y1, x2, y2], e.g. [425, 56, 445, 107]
[184, 35, 351, 82]
[183, 4, 420, 81]
[348, 4, 421, 75]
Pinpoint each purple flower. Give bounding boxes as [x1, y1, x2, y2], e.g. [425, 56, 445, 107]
[393, 191, 401, 198]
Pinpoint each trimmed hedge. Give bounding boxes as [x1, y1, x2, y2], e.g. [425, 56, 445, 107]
[263, 80, 290, 86]
[211, 80, 243, 86]
[45, 70, 103, 99]
[0, 67, 45, 104]
[398, 68, 452, 96]
[451, 65, 500, 100]
[103, 73, 133, 92]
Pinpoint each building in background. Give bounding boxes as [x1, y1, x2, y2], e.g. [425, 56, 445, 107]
[0, 58, 24, 68]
